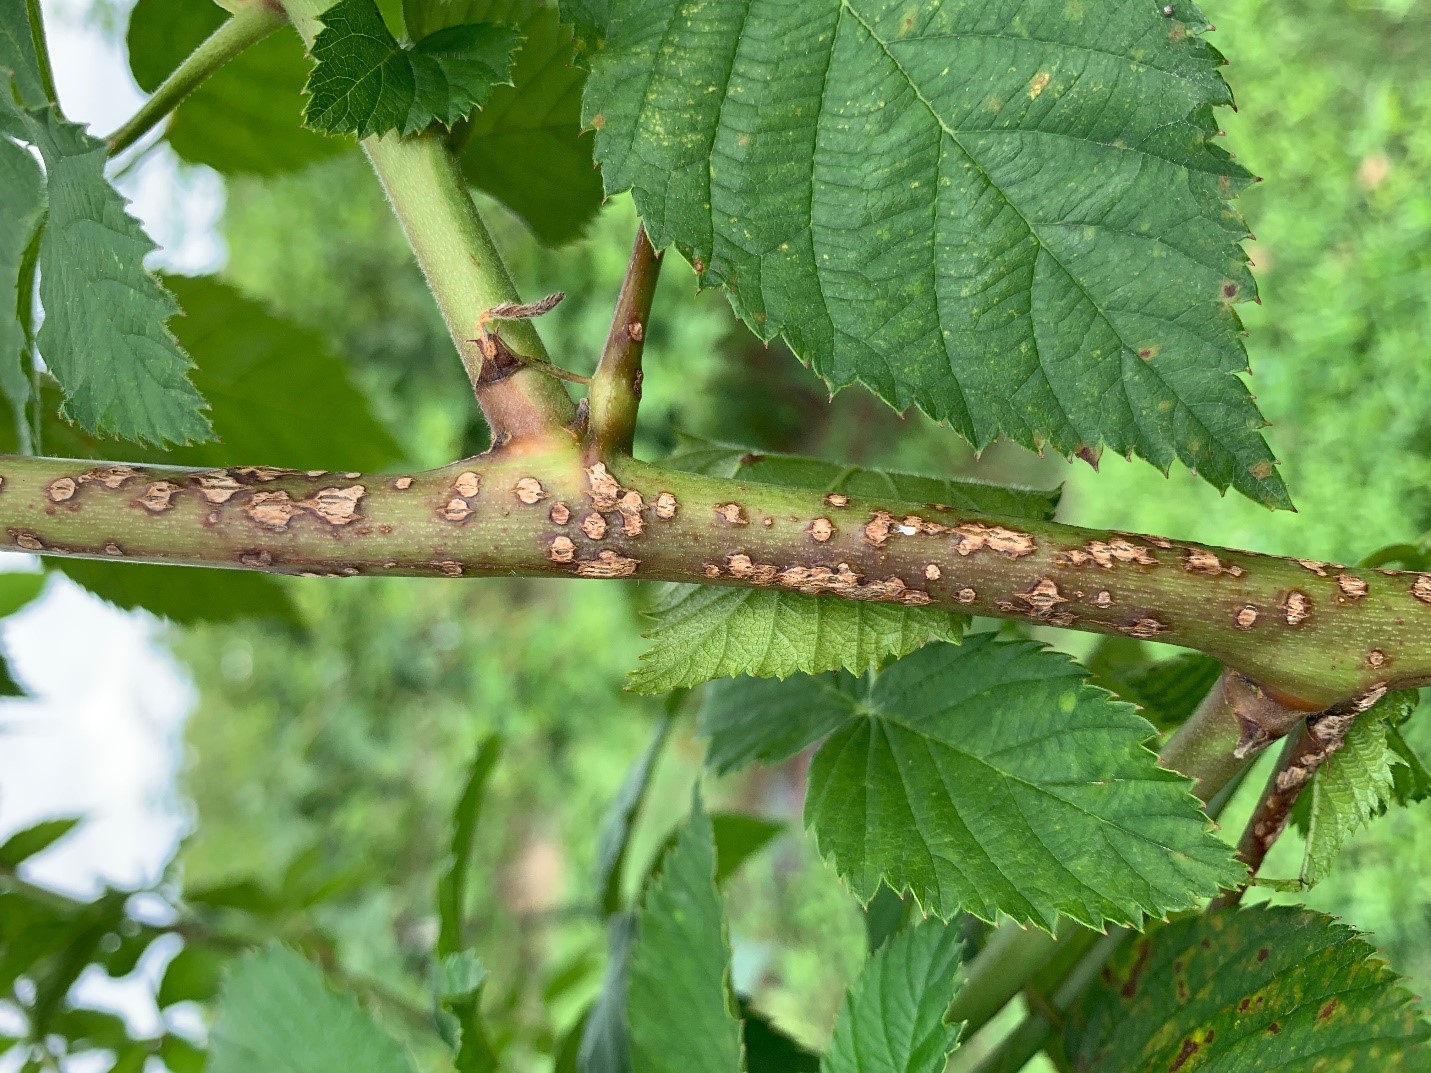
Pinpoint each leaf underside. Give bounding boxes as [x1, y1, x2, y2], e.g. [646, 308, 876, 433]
[1064, 907, 1431, 1070]
[706, 637, 1245, 929]
[586, 0, 1290, 507]
[627, 438, 1057, 692]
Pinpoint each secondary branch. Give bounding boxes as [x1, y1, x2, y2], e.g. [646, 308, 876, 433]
[1, 447, 1428, 709]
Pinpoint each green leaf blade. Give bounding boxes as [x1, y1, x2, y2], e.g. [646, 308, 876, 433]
[823, 918, 964, 1073]
[586, 0, 1287, 506]
[1064, 907, 1431, 1071]
[305, 0, 519, 139]
[796, 637, 1243, 928]
[0, 134, 44, 437]
[437, 734, 502, 957]
[627, 797, 744, 1073]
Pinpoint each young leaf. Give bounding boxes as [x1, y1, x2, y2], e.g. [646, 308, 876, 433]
[714, 637, 1243, 929]
[209, 947, 417, 1073]
[1, 103, 212, 446]
[823, 918, 965, 1073]
[1063, 907, 1431, 1070]
[438, 734, 502, 957]
[126, 0, 345, 175]
[594, 710, 674, 916]
[586, 0, 1289, 507]
[0, 817, 79, 868]
[628, 439, 1057, 692]
[627, 796, 745, 1073]
[439, 951, 500, 1073]
[0, 136, 43, 437]
[1297, 690, 1415, 888]
[305, 0, 520, 138]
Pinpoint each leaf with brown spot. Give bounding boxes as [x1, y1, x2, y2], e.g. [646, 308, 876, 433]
[1064, 907, 1431, 1071]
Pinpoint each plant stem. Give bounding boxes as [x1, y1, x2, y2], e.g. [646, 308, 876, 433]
[588, 228, 662, 456]
[277, 0, 576, 441]
[23, 0, 58, 106]
[2, 450, 1417, 706]
[104, 1, 287, 156]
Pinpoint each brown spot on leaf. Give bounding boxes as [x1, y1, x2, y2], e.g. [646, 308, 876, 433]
[1266, 1022, 1281, 1034]
[1168, 1037, 1198, 1072]
[824, 493, 850, 508]
[454, 471, 481, 498]
[46, 478, 76, 503]
[653, 492, 678, 519]
[1335, 574, 1368, 599]
[1028, 70, 1050, 98]
[549, 502, 571, 525]
[714, 502, 748, 526]
[514, 477, 546, 505]
[392, 476, 414, 490]
[580, 513, 608, 540]
[1282, 590, 1312, 626]
[1318, 998, 1339, 1021]
[925, 564, 941, 580]
[809, 518, 834, 543]
[1249, 460, 1275, 480]
[245, 490, 301, 530]
[549, 536, 576, 563]
[138, 481, 181, 513]
[1235, 605, 1259, 629]
[577, 550, 639, 578]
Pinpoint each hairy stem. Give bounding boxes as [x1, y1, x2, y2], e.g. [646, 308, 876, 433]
[3, 449, 1421, 706]
[105, 0, 286, 156]
[23, 0, 58, 106]
[587, 228, 662, 456]
[277, 0, 575, 441]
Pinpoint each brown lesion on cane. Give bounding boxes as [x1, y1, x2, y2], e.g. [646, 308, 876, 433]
[103, 543, 123, 556]
[1367, 649, 1388, 669]
[924, 564, 941, 580]
[11, 530, 44, 551]
[580, 513, 608, 540]
[245, 490, 302, 531]
[714, 502, 748, 526]
[1056, 538, 1156, 569]
[956, 587, 977, 603]
[299, 485, 365, 526]
[1334, 575, 1368, 600]
[949, 523, 1036, 558]
[548, 535, 576, 563]
[618, 490, 645, 536]
[1295, 559, 1331, 577]
[576, 550, 639, 578]
[46, 477, 77, 503]
[513, 477, 547, 505]
[137, 481, 181, 513]
[392, 476, 414, 491]
[231, 466, 303, 483]
[239, 550, 273, 568]
[726, 553, 931, 606]
[1092, 590, 1113, 608]
[809, 518, 834, 543]
[440, 497, 472, 523]
[1014, 577, 1068, 618]
[824, 493, 850, 508]
[1281, 590, 1312, 626]
[434, 560, 464, 577]
[1412, 576, 1431, 604]
[1119, 616, 1170, 639]
[653, 492, 678, 519]
[80, 465, 144, 490]
[586, 462, 624, 510]
[1235, 605, 1259, 630]
[702, 563, 721, 578]
[1182, 548, 1245, 577]
[192, 473, 244, 504]
[549, 502, 571, 525]
[454, 471, 481, 498]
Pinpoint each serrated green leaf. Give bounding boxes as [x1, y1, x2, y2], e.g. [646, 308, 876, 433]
[595, 711, 673, 916]
[587, 0, 1289, 507]
[0, 134, 43, 441]
[629, 439, 1056, 693]
[702, 673, 865, 775]
[1064, 907, 1431, 1070]
[580, 911, 636, 1073]
[126, 0, 346, 175]
[458, 4, 603, 246]
[0, 0, 47, 109]
[157, 944, 226, 1008]
[1297, 690, 1416, 888]
[0, 102, 212, 446]
[628, 796, 745, 1073]
[0, 817, 78, 867]
[438, 734, 501, 957]
[210, 947, 417, 1073]
[439, 951, 500, 1073]
[751, 636, 1241, 928]
[823, 918, 964, 1073]
[1389, 724, 1431, 807]
[306, 0, 520, 139]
